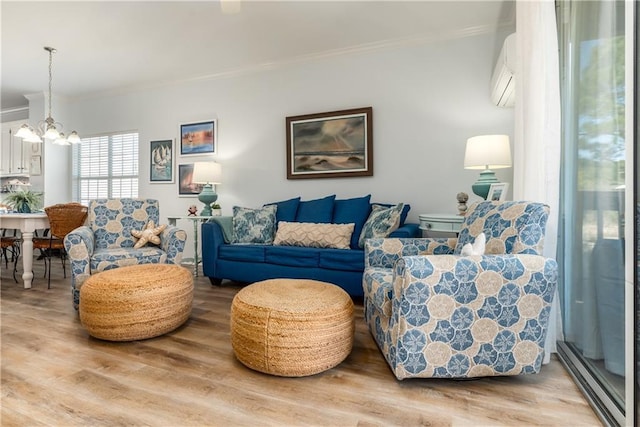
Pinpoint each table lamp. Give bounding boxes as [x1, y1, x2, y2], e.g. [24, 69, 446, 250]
[192, 162, 222, 216]
[464, 135, 511, 199]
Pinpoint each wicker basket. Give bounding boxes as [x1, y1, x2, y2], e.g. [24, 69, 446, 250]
[79, 264, 193, 341]
[231, 279, 354, 377]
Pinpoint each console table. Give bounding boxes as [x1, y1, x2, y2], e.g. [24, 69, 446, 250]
[418, 213, 464, 236]
[167, 215, 210, 277]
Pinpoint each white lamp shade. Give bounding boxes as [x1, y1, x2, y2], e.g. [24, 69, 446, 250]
[44, 125, 60, 140]
[15, 124, 34, 139]
[192, 162, 222, 184]
[464, 134, 512, 170]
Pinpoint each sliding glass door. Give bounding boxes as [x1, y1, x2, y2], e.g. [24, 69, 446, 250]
[556, 0, 631, 424]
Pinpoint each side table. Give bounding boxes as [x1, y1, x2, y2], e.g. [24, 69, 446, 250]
[167, 215, 212, 276]
[418, 213, 464, 236]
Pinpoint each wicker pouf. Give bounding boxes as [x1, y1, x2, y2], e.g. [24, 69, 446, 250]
[79, 264, 193, 341]
[230, 278, 355, 377]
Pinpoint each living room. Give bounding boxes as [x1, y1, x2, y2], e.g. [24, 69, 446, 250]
[1, 1, 635, 425]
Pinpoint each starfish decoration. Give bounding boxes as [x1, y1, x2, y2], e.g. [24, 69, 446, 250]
[131, 220, 167, 249]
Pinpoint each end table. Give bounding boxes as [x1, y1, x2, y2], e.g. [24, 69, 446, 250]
[419, 213, 464, 236]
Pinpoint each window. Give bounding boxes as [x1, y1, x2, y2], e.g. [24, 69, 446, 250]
[72, 132, 139, 206]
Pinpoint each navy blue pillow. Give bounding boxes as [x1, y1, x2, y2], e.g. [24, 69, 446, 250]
[333, 195, 372, 249]
[372, 203, 411, 226]
[295, 195, 336, 223]
[265, 197, 300, 224]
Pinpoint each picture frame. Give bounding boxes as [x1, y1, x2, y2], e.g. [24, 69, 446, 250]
[180, 120, 216, 156]
[149, 139, 174, 183]
[30, 155, 42, 176]
[286, 107, 373, 179]
[178, 163, 204, 196]
[487, 183, 509, 201]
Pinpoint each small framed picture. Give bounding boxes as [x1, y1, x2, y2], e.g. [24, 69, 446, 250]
[180, 120, 216, 155]
[487, 183, 509, 201]
[150, 139, 174, 183]
[30, 155, 42, 176]
[178, 163, 203, 196]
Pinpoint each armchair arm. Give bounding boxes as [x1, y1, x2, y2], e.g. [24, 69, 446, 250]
[390, 254, 558, 378]
[161, 225, 187, 265]
[64, 226, 95, 309]
[364, 237, 457, 269]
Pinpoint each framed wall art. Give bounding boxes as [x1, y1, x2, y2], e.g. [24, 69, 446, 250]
[487, 183, 509, 201]
[150, 139, 174, 183]
[286, 107, 373, 179]
[30, 155, 42, 176]
[180, 120, 216, 155]
[178, 163, 203, 196]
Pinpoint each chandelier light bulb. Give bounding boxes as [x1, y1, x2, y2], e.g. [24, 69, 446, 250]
[67, 131, 81, 144]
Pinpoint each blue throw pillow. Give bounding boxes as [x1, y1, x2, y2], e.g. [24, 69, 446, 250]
[358, 203, 404, 248]
[333, 195, 372, 249]
[372, 203, 411, 226]
[264, 197, 300, 224]
[232, 205, 277, 244]
[295, 195, 336, 223]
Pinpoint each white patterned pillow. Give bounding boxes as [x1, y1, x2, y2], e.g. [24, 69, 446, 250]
[358, 203, 404, 248]
[232, 205, 277, 244]
[273, 222, 354, 249]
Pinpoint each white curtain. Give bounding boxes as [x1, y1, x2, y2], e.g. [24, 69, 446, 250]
[513, 0, 563, 363]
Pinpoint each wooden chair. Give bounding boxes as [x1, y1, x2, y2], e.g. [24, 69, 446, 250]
[32, 203, 88, 288]
[0, 229, 20, 283]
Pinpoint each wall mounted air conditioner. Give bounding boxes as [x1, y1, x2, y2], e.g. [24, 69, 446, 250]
[490, 33, 516, 108]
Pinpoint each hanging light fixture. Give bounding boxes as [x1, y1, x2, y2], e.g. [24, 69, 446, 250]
[15, 47, 81, 145]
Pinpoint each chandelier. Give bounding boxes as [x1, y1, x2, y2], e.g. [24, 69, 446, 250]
[15, 47, 81, 145]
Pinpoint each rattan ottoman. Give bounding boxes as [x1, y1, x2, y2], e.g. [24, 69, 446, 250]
[230, 278, 355, 377]
[79, 264, 193, 341]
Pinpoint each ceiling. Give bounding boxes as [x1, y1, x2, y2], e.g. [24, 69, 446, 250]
[1, 1, 513, 111]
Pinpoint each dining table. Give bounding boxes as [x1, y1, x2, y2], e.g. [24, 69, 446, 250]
[0, 212, 50, 289]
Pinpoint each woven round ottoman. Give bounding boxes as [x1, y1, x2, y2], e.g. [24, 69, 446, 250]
[79, 264, 193, 341]
[231, 279, 355, 377]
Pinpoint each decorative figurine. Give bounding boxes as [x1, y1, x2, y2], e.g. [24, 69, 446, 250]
[187, 205, 198, 216]
[457, 192, 469, 216]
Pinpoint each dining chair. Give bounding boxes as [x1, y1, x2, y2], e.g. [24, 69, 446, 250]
[0, 229, 20, 282]
[32, 203, 88, 288]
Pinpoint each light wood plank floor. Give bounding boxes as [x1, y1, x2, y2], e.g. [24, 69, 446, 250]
[1, 260, 601, 426]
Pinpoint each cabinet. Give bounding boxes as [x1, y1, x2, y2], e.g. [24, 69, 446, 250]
[1, 120, 30, 176]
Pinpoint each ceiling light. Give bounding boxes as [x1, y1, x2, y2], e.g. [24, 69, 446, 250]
[16, 47, 80, 145]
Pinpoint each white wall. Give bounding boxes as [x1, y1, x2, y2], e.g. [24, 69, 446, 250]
[70, 32, 513, 256]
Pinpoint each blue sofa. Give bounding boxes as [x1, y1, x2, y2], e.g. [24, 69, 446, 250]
[201, 195, 420, 297]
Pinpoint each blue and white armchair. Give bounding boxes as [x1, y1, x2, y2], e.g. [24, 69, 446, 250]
[64, 198, 187, 309]
[363, 201, 558, 379]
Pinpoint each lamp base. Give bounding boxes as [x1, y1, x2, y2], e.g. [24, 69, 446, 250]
[198, 184, 218, 216]
[471, 169, 499, 200]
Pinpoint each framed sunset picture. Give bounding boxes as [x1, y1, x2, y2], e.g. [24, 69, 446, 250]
[180, 120, 216, 155]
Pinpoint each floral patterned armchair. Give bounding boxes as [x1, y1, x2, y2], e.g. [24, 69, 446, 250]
[64, 198, 187, 309]
[363, 201, 558, 379]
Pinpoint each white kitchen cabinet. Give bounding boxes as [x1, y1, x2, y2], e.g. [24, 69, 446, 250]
[1, 120, 30, 175]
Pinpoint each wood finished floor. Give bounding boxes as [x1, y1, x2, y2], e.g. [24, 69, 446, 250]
[1, 260, 602, 426]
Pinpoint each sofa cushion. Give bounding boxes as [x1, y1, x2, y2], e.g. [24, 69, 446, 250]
[90, 247, 167, 272]
[358, 203, 404, 249]
[333, 195, 372, 249]
[265, 246, 320, 268]
[295, 195, 336, 223]
[319, 249, 365, 272]
[372, 202, 411, 226]
[232, 205, 277, 244]
[264, 197, 301, 224]
[273, 222, 354, 249]
[218, 244, 266, 263]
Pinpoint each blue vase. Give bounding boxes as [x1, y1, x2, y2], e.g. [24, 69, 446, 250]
[17, 204, 31, 213]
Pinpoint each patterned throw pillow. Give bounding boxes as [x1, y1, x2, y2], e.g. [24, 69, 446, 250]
[273, 222, 354, 249]
[232, 205, 277, 244]
[358, 203, 404, 249]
